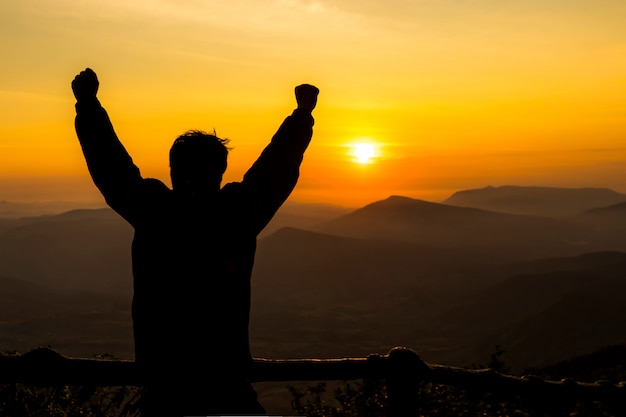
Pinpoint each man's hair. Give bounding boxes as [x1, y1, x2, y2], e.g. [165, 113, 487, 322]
[169, 130, 231, 174]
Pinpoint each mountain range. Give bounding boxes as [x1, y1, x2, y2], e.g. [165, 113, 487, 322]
[1, 185, 625, 377]
[443, 185, 626, 217]
[316, 194, 626, 260]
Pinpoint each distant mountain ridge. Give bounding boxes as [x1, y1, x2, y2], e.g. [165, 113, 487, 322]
[443, 185, 626, 217]
[315, 195, 624, 261]
[577, 201, 626, 231]
[584, 200, 626, 214]
[0, 200, 106, 219]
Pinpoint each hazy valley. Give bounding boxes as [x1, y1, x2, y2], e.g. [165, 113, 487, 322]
[1, 185, 625, 382]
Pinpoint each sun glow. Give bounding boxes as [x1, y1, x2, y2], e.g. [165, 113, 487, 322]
[350, 142, 376, 164]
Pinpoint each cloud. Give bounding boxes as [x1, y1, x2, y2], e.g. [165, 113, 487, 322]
[33, 0, 357, 36]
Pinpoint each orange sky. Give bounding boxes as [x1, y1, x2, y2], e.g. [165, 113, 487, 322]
[2, 0, 626, 207]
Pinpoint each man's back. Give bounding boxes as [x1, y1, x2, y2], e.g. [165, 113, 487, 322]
[128, 179, 258, 377]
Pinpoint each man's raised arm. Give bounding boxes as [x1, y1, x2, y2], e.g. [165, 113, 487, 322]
[72, 68, 142, 218]
[242, 84, 319, 233]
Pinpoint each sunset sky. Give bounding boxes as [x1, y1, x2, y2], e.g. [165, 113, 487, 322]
[2, 0, 626, 207]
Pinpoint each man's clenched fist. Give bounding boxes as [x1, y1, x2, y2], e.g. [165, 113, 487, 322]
[72, 68, 99, 102]
[295, 84, 319, 112]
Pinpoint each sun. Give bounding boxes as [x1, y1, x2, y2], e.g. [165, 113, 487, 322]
[350, 142, 376, 164]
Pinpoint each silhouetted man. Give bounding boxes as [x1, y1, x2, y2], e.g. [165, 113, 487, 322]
[72, 68, 318, 416]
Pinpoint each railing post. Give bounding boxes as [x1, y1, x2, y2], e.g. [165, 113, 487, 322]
[385, 346, 428, 417]
[17, 347, 67, 385]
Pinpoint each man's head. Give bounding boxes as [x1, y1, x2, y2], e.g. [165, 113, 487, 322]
[169, 130, 230, 194]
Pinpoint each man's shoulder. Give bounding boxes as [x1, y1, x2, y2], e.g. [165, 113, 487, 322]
[134, 178, 171, 201]
[220, 181, 247, 195]
[141, 178, 170, 190]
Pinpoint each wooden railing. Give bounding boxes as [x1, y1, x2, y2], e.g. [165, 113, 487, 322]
[1, 346, 624, 416]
